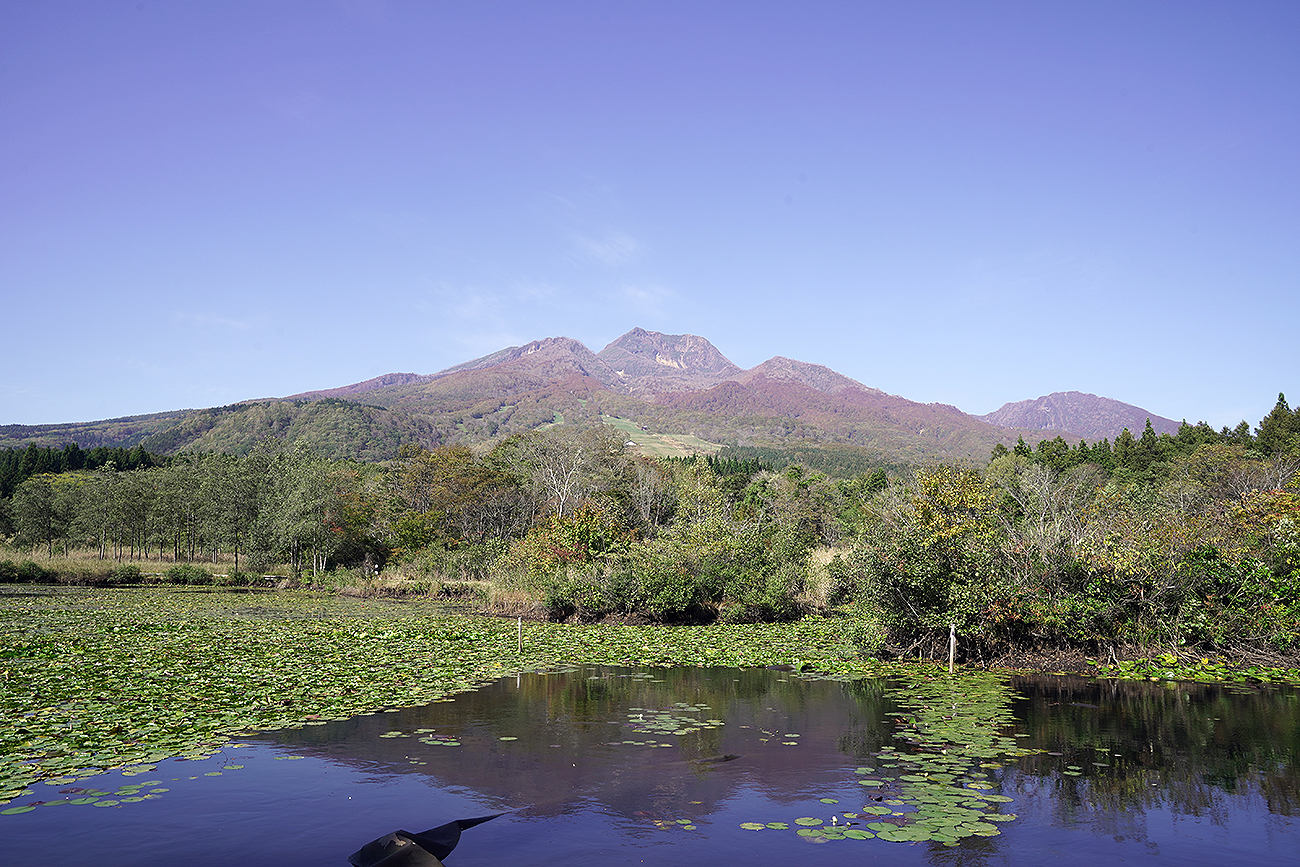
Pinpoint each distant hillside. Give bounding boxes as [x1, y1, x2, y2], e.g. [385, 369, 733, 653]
[282, 372, 429, 401]
[0, 410, 192, 450]
[646, 374, 1027, 464]
[736, 356, 877, 396]
[979, 391, 1180, 441]
[136, 399, 446, 460]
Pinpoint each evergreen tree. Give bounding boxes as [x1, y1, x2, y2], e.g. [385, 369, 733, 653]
[1255, 392, 1300, 456]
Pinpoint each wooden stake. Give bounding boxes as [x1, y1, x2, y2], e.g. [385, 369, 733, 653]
[518, 616, 523, 653]
[948, 623, 957, 674]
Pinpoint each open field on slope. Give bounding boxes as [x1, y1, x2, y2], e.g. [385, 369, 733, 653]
[600, 414, 722, 457]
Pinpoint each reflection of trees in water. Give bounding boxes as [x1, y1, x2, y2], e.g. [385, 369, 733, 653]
[1006, 674, 1299, 825]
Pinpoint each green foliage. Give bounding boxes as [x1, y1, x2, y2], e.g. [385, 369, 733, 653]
[163, 563, 213, 585]
[505, 504, 636, 576]
[709, 444, 906, 481]
[110, 564, 143, 584]
[2, 397, 1296, 655]
[0, 560, 56, 584]
[1255, 392, 1300, 456]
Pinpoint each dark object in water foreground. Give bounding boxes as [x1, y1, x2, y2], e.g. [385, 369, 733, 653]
[348, 814, 503, 866]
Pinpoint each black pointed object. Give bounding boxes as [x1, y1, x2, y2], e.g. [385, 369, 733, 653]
[348, 814, 504, 867]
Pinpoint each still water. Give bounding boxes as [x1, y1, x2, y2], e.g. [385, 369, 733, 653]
[1, 665, 1295, 866]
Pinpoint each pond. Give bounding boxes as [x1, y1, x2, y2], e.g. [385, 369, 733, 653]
[1, 665, 1296, 866]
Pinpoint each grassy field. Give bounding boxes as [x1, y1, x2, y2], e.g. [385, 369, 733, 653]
[601, 414, 721, 457]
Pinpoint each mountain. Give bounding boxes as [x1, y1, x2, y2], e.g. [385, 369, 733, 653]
[595, 328, 742, 395]
[0, 410, 193, 451]
[282, 372, 429, 401]
[737, 356, 878, 396]
[0, 329, 1182, 469]
[430, 336, 617, 386]
[978, 391, 1181, 441]
[136, 399, 441, 461]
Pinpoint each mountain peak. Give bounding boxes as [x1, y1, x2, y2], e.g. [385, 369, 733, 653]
[430, 336, 605, 380]
[979, 391, 1180, 441]
[740, 356, 880, 396]
[596, 328, 742, 395]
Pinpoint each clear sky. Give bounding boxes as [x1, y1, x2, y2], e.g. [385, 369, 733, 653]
[2, 1, 1296, 432]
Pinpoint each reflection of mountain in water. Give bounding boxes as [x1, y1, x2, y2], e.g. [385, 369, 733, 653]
[254, 665, 1300, 840]
[252, 666, 899, 822]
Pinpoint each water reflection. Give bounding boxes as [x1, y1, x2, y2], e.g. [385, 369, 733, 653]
[263, 666, 901, 824]
[1, 666, 1295, 867]
[1002, 673, 1299, 857]
[256, 666, 1297, 865]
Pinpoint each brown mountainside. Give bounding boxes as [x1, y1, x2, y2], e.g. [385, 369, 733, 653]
[737, 356, 879, 396]
[978, 391, 1180, 441]
[596, 328, 743, 395]
[1, 329, 1184, 467]
[284, 372, 429, 401]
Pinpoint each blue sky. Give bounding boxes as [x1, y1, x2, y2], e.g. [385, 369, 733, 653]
[2, 1, 1296, 432]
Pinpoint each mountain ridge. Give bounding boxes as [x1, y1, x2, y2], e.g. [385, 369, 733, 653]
[1, 329, 1186, 465]
[978, 391, 1180, 441]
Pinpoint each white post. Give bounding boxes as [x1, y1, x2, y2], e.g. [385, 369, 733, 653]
[518, 616, 523, 653]
[948, 623, 957, 674]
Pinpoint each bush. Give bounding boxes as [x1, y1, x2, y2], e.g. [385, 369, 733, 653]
[405, 540, 508, 583]
[164, 563, 213, 585]
[110, 564, 144, 584]
[15, 560, 55, 583]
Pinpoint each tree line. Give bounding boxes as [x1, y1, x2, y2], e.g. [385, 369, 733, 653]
[2, 395, 1298, 663]
[0, 443, 161, 500]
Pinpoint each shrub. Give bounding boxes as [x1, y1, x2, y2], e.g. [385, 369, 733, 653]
[110, 565, 144, 584]
[15, 560, 55, 583]
[164, 563, 212, 585]
[214, 570, 256, 587]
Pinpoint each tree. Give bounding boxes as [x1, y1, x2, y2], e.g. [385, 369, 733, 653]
[13, 474, 73, 557]
[848, 464, 1003, 647]
[1256, 393, 1300, 456]
[494, 426, 630, 521]
[629, 455, 675, 534]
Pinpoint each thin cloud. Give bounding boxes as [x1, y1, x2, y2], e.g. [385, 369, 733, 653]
[572, 231, 640, 266]
[617, 283, 676, 317]
[512, 282, 559, 303]
[174, 312, 252, 331]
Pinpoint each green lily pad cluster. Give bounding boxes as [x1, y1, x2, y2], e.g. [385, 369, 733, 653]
[1092, 656, 1300, 685]
[0, 778, 169, 815]
[743, 748, 1020, 845]
[626, 702, 723, 738]
[741, 671, 1034, 846]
